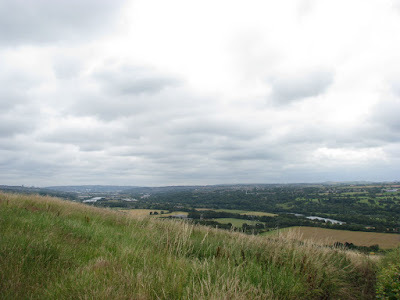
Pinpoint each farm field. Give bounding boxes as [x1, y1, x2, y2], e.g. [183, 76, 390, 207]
[197, 208, 277, 217]
[264, 227, 400, 249]
[121, 209, 188, 217]
[120, 209, 162, 216]
[213, 218, 265, 228]
[160, 211, 189, 217]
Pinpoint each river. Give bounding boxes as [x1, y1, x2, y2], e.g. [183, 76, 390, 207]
[305, 216, 345, 225]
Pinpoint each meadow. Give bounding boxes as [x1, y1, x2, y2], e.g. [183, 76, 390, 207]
[0, 192, 388, 299]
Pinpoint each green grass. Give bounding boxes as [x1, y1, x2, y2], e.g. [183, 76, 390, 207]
[276, 203, 291, 209]
[358, 198, 376, 206]
[375, 248, 400, 299]
[296, 198, 320, 203]
[0, 193, 379, 299]
[342, 192, 365, 195]
[213, 218, 265, 228]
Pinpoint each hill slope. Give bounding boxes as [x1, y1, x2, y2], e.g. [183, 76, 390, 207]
[0, 193, 377, 299]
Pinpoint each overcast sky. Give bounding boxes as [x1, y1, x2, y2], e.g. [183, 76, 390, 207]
[1, 0, 400, 186]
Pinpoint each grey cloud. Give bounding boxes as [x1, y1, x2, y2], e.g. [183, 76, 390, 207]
[40, 129, 109, 151]
[213, 149, 282, 162]
[372, 95, 400, 130]
[381, 144, 400, 160]
[37, 111, 275, 178]
[274, 121, 393, 150]
[1, 2, 400, 186]
[297, 0, 316, 17]
[0, 137, 26, 151]
[357, 80, 400, 144]
[0, 114, 35, 137]
[117, 77, 178, 95]
[71, 91, 187, 121]
[69, 93, 202, 123]
[94, 65, 180, 95]
[368, 98, 400, 142]
[169, 117, 264, 141]
[270, 70, 334, 104]
[0, 0, 126, 45]
[394, 0, 400, 12]
[0, 141, 63, 175]
[53, 56, 82, 79]
[61, 64, 185, 121]
[391, 81, 400, 98]
[0, 90, 25, 110]
[0, 71, 40, 111]
[38, 120, 126, 152]
[276, 124, 358, 147]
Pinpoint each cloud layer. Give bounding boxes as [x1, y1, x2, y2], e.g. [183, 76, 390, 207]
[0, 0, 126, 45]
[0, 0, 400, 186]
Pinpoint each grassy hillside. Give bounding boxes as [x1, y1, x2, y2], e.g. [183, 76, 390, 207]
[0, 193, 378, 299]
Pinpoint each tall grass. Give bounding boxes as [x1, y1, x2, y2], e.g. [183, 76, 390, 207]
[375, 247, 400, 299]
[0, 192, 377, 299]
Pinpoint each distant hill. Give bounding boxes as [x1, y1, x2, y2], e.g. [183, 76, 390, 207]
[0, 185, 77, 199]
[0, 192, 383, 299]
[44, 181, 400, 194]
[45, 185, 138, 193]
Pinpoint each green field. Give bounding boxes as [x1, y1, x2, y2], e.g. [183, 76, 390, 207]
[0, 192, 389, 299]
[213, 218, 265, 228]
